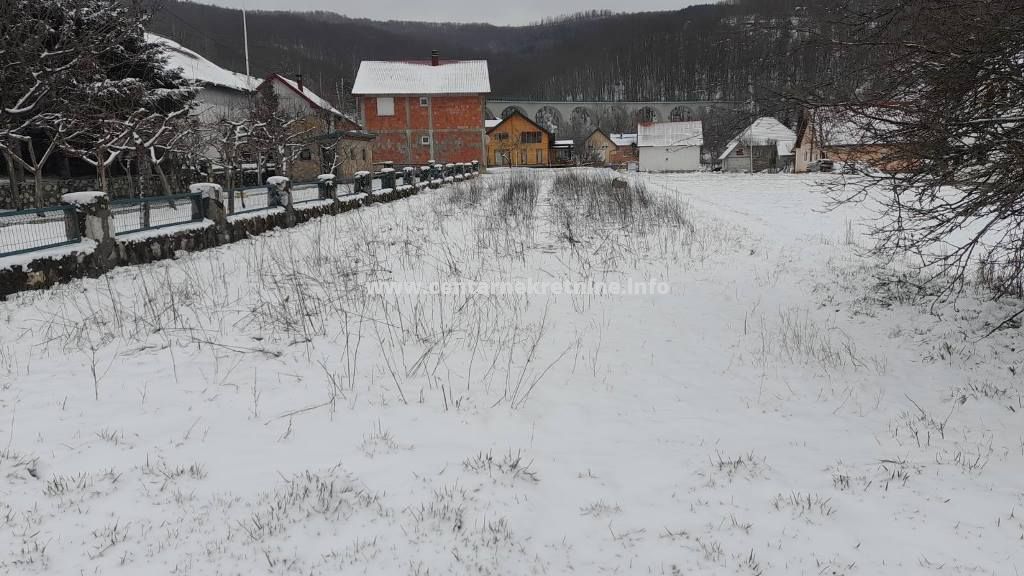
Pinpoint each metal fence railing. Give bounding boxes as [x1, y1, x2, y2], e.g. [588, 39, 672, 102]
[111, 193, 202, 236]
[232, 187, 271, 216]
[289, 183, 322, 205]
[0, 206, 80, 257]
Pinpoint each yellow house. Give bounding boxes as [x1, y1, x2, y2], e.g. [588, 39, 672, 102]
[486, 111, 552, 167]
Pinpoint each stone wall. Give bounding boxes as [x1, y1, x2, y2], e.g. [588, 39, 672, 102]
[0, 176, 179, 209]
[0, 180, 432, 300]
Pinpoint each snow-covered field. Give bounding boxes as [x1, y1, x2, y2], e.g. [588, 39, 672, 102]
[0, 170, 1021, 575]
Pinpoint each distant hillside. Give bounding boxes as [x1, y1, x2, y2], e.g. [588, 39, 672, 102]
[146, 0, 858, 118]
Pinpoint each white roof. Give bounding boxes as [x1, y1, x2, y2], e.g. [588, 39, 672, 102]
[352, 60, 490, 95]
[270, 74, 346, 118]
[718, 117, 796, 160]
[148, 33, 257, 93]
[610, 133, 637, 147]
[485, 119, 501, 129]
[637, 121, 704, 147]
[554, 139, 574, 146]
[809, 107, 900, 147]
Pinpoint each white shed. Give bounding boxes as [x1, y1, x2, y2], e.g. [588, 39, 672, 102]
[637, 121, 704, 172]
[718, 117, 796, 173]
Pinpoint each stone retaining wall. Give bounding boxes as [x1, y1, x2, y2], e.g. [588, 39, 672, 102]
[0, 182, 431, 300]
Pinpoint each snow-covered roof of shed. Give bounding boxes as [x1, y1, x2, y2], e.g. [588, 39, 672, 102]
[147, 33, 257, 93]
[718, 117, 796, 160]
[637, 121, 704, 147]
[610, 133, 637, 147]
[485, 119, 502, 129]
[351, 60, 491, 95]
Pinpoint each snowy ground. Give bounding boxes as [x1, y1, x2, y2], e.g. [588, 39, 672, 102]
[0, 170, 1021, 575]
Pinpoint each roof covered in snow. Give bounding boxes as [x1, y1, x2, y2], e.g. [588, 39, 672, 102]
[148, 33, 257, 93]
[610, 133, 637, 147]
[351, 60, 491, 95]
[485, 119, 502, 129]
[264, 74, 350, 120]
[796, 107, 898, 148]
[637, 121, 704, 148]
[718, 117, 797, 160]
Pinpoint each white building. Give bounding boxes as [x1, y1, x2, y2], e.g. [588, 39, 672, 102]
[637, 121, 703, 172]
[718, 117, 796, 173]
[148, 33, 258, 124]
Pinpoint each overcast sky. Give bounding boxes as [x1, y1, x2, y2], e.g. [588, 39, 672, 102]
[198, 0, 706, 26]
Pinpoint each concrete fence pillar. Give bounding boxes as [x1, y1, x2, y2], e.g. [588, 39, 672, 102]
[318, 174, 338, 205]
[61, 191, 117, 271]
[190, 183, 228, 243]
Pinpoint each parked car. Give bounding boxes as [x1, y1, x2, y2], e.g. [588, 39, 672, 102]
[808, 159, 834, 172]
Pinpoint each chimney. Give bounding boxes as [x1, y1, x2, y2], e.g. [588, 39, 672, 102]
[297, 73, 304, 93]
[431, 50, 439, 66]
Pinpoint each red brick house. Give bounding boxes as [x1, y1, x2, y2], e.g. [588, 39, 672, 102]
[351, 51, 490, 166]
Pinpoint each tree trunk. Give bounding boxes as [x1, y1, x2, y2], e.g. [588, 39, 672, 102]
[96, 147, 108, 193]
[152, 157, 172, 196]
[2, 148, 20, 209]
[25, 140, 45, 207]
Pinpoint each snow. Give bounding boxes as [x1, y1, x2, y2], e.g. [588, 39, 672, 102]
[718, 117, 797, 160]
[1, 171, 1022, 574]
[485, 119, 502, 129]
[0, 239, 96, 271]
[117, 219, 215, 242]
[637, 120, 704, 147]
[609, 132, 637, 147]
[266, 176, 290, 188]
[351, 60, 491, 95]
[189, 182, 222, 199]
[61, 191, 107, 206]
[147, 33, 257, 93]
[317, 174, 336, 183]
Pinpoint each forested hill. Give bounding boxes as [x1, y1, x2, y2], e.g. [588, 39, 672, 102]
[146, 0, 856, 110]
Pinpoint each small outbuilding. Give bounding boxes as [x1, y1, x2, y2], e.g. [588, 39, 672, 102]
[637, 121, 704, 172]
[583, 129, 639, 167]
[718, 117, 796, 173]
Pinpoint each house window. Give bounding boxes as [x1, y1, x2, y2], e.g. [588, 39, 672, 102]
[494, 132, 509, 141]
[419, 96, 429, 107]
[536, 149, 544, 164]
[299, 148, 311, 161]
[362, 148, 367, 161]
[521, 131, 542, 144]
[735, 147, 744, 156]
[519, 150, 528, 164]
[421, 135, 431, 146]
[351, 148, 356, 160]
[377, 97, 395, 116]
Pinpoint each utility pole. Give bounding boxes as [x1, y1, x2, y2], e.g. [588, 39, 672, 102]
[242, 4, 251, 88]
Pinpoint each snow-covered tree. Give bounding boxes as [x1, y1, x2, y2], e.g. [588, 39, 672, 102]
[251, 83, 311, 179]
[0, 0, 194, 203]
[59, 0, 194, 194]
[817, 0, 1024, 306]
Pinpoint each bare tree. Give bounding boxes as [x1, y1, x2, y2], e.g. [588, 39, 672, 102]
[808, 0, 1024, 303]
